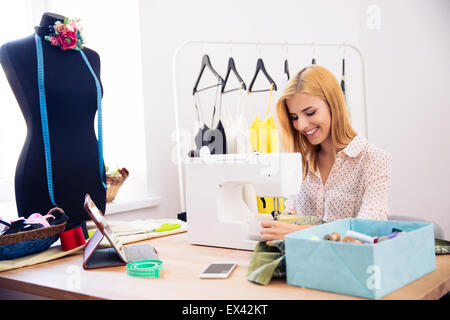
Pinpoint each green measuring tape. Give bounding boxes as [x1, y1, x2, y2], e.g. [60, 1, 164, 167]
[126, 260, 163, 278]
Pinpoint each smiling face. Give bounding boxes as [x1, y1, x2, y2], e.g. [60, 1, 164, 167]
[285, 92, 331, 146]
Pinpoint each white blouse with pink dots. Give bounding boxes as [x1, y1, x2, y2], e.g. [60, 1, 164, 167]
[284, 134, 392, 222]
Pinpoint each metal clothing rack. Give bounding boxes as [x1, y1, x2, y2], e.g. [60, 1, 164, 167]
[172, 40, 369, 217]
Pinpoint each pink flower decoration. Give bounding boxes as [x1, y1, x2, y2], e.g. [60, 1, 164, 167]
[49, 36, 59, 46]
[54, 23, 67, 34]
[70, 21, 78, 31]
[44, 18, 85, 51]
[57, 31, 78, 51]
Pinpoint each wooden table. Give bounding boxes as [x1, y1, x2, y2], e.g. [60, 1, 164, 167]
[0, 232, 448, 300]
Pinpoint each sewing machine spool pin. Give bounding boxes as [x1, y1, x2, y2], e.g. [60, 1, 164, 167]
[271, 197, 281, 220]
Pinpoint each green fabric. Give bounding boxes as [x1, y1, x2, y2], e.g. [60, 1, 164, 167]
[291, 215, 325, 226]
[247, 216, 450, 286]
[247, 241, 285, 285]
[247, 215, 324, 285]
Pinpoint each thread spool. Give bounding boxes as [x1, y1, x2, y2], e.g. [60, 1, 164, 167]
[375, 236, 389, 243]
[346, 230, 374, 243]
[60, 227, 86, 251]
[374, 231, 406, 243]
[342, 236, 363, 244]
[342, 236, 355, 243]
[324, 232, 341, 241]
[386, 231, 400, 239]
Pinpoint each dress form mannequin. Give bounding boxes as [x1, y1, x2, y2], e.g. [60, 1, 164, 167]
[0, 12, 106, 238]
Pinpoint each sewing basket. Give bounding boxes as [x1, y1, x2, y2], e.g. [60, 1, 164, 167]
[106, 169, 129, 202]
[0, 207, 67, 260]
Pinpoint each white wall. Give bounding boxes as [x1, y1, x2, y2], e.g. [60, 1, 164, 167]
[358, 0, 450, 237]
[138, 0, 450, 238]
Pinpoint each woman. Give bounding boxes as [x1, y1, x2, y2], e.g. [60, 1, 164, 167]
[260, 65, 392, 245]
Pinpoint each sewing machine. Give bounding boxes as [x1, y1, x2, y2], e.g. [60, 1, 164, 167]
[185, 152, 302, 251]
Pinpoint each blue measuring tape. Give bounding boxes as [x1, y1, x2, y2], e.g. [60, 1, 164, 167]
[34, 34, 107, 207]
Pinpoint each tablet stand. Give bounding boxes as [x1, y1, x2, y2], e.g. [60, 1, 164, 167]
[83, 229, 126, 269]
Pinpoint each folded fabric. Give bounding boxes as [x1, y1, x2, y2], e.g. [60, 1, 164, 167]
[247, 215, 325, 285]
[94, 219, 178, 236]
[0, 244, 85, 273]
[2, 220, 44, 235]
[0, 220, 11, 236]
[95, 220, 186, 248]
[24, 213, 52, 228]
[0, 209, 68, 236]
[247, 240, 286, 285]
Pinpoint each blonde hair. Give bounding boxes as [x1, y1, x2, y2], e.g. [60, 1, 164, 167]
[276, 65, 356, 179]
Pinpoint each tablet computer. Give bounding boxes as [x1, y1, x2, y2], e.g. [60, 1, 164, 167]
[83, 193, 158, 268]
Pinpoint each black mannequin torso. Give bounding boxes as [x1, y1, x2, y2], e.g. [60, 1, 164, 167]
[0, 12, 106, 235]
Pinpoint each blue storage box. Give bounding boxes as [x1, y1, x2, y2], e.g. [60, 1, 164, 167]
[285, 218, 436, 299]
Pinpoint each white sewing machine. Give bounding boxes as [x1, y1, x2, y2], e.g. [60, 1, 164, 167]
[185, 152, 302, 251]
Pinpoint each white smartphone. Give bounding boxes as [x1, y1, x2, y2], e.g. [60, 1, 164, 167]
[199, 262, 237, 279]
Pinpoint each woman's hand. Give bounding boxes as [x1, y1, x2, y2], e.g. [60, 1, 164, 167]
[260, 220, 312, 246]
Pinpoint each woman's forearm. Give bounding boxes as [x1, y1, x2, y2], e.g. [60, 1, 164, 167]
[293, 224, 313, 232]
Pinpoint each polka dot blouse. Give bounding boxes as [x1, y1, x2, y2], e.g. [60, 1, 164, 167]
[284, 134, 392, 222]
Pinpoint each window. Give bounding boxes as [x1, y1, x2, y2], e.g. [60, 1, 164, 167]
[0, 0, 30, 202]
[0, 0, 149, 206]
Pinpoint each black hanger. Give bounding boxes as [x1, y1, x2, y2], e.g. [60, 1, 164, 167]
[284, 59, 290, 80]
[221, 57, 247, 94]
[248, 58, 278, 93]
[311, 45, 317, 65]
[192, 54, 224, 95]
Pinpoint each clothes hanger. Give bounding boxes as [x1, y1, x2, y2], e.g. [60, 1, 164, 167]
[340, 44, 351, 119]
[284, 59, 290, 80]
[192, 54, 224, 95]
[221, 57, 247, 94]
[284, 42, 290, 80]
[248, 58, 278, 93]
[341, 57, 346, 95]
[311, 43, 317, 65]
